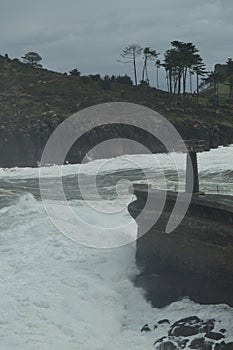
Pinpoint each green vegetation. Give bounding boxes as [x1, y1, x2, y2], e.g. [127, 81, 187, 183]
[141, 47, 159, 85]
[0, 52, 233, 129]
[118, 41, 233, 107]
[21, 52, 43, 68]
[118, 41, 206, 94]
[163, 41, 205, 95]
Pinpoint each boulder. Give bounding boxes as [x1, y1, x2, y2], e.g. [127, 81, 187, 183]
[140, 324, 151, 332]
[155, 341, 178, 350]
[189, 337, 213, 350]
[214, 342, 233, 350]
[158, 319, 170, 325]
[205, 332, 225, 341]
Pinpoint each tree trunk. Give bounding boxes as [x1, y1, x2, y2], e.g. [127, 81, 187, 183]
[190, 71, 193, 94]
[169, 70, 172, 94]
[196, 73, 199, 103]
[145, 62, 149, 85]
[156, 67, 159, 89]
[183, 67, 187, 94]
[133, 52, 137, 86]
[142, 57, 146, 82]
[174, 73, 179, 94]
[166, 74, 169, 92]
[178, 71, 181, 95]
[173, 75, 177, 94]
[196, 73, 199, 94]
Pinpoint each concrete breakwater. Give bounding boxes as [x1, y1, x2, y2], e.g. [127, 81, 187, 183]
[128, 184, 233, 308]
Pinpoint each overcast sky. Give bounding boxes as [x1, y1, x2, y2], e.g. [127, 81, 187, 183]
[1, 0, 233, 88]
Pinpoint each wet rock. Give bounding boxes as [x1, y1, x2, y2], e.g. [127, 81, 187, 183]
[202, 319, 215, 333]
[189, 337, 205, 348]
[169, 324, 199, 337]
[169, 316, 216, 338]
[177, 338, 189, 349]
[158, 319, 170, 325]
[205, 331, 225, 340]
[154, 337, 167, 346]
[155, 341, 178, 350]
[189, 337, 213, 350]
[171, 316, 201, 327]
[149, 316, 230, 350]
[141, 324, 151, 332]
[169, 316, 201, 337]
[214, 342, 233, 350]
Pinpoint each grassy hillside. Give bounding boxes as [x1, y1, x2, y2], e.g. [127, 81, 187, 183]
[1, 55, 233, 127]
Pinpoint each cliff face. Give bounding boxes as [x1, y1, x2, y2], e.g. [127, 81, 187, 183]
[0, 118, 232, 167]
[173, 121, 233, 149]
[0, 112, 61, 167]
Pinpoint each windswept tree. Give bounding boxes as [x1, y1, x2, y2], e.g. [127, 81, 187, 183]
[176, 41, 199, 94]
[69, 68, 81, 76]
[141, 47, 159, 85]
[163, 48, 182, 94]
[163, 41, 204, 95]
[192, 56, 206, 95]
[21, 52, 42, 67]
[119, 44, 143, 85]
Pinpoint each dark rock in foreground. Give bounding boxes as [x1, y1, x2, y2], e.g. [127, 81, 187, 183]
[168, 316, 215, 338]
[156, 341, 178, 350]
[214, 342, 233, 350]
[189, 337, 213, 350]
[205, 332, 225, 341]
[142, 316, 230, 350]
[141, 324, 151, 332]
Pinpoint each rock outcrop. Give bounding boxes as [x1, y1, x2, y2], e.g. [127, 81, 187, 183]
[0, 117, 232, 167]
[140, 316, 231, 350]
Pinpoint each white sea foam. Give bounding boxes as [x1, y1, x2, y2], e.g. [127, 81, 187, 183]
[0, 147, 232, 349]
[0, 144, 231, 179]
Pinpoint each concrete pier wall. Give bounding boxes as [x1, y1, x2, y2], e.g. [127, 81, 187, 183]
[128, 185, 233, 307]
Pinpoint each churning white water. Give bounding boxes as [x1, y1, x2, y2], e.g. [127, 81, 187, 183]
[0, 146, 233, 349]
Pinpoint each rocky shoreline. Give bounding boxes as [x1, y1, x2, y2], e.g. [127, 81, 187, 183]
[0, 115, 232, 167]
[140, 316, 232, 349]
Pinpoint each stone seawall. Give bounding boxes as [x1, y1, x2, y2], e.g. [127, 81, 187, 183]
[128, 185, 233, 308]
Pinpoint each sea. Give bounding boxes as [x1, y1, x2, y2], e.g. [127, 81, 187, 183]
[0, 146, 232, 349]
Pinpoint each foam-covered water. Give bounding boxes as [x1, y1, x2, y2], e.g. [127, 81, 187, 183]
[0, 146, 233, 349]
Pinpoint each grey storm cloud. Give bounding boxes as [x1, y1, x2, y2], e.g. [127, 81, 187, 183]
[0, 0, 233, 87]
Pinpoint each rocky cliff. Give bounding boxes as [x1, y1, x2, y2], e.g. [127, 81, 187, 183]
[0, 117, 232, 167]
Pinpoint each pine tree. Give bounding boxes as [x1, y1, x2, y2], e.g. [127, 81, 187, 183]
[21, 52, 42, 67]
